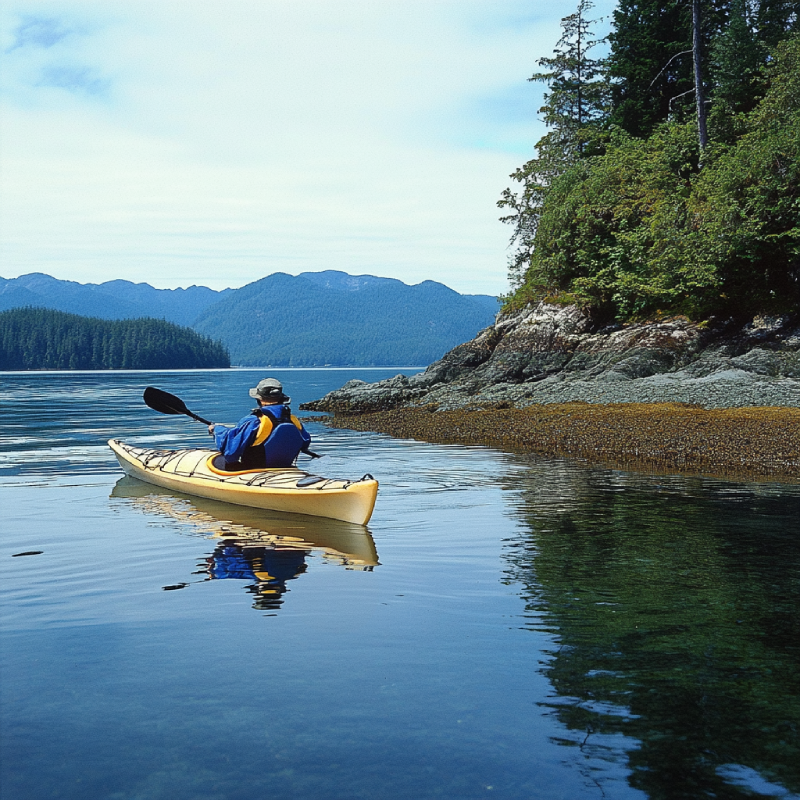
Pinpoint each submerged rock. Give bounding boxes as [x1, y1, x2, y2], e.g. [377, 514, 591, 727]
[301, 302, 800, 412]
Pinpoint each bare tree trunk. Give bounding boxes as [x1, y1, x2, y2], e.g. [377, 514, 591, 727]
[692, 0, 709, 151]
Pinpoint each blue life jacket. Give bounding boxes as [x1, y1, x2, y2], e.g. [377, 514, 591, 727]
[238, 405, 310, 469]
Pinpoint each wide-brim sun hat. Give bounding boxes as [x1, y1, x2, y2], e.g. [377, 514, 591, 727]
[249, 377, 289, 402]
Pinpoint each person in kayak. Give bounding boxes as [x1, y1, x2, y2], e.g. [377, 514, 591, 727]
[208, 378, 312, 470]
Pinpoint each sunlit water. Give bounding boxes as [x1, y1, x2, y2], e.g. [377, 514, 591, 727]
[1, 370, 799, 800]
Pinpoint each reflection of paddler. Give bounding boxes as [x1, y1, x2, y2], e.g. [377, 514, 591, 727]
[208, 544, 307, 583]
[206, 543, 307, 610]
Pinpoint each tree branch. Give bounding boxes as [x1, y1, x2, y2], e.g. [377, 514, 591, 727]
[668, 87, 696, 110]
[648, 49, 693, 89]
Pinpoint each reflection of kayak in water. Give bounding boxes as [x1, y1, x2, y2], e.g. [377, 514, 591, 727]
[111, 475, 379, 568]
[108, 439, 378, 525]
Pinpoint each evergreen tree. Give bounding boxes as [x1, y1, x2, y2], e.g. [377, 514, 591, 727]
[709, 0, 767, 140]
[498, 0, 609, 295]
[0, 308, 231, 370]
[755, 0, 800, 47]
[609, 0, 795, 142]
[502, 34, 799, 321]
[530, 0, 609, 159]
[607, 0, 695, 137]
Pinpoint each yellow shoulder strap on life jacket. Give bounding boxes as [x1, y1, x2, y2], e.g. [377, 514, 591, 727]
[290, 414, 303, 431]
[252, 414, 274, 446]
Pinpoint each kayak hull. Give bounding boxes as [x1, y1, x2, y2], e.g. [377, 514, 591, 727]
[108, 439, 378, 525]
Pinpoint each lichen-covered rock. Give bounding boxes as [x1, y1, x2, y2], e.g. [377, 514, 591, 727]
[300, 302, 800, 412]
[302, 374, 428, 413]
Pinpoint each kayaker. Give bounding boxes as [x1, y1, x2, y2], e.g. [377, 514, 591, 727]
[208, 378, 312, 470]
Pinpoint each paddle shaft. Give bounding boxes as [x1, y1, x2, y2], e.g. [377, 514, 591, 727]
[184, 409, 214, 426]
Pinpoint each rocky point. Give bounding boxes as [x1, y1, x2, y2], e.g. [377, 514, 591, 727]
[301, 302, 800, 412]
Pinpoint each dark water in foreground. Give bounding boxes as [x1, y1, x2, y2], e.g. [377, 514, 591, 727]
[1, 370, 799, 800]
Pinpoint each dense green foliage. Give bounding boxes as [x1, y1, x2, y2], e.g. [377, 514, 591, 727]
[607, 0, 696, 137]
[0, 308, 230, 370]
[502, 0, 799, 321]
[499, 0, 610, 289]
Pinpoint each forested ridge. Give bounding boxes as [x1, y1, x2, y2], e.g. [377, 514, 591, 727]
[501, 0, 799, 321]
[191, 273, 500, 366]
[0, 271, 499, 367]
[0, 308, 230, 370]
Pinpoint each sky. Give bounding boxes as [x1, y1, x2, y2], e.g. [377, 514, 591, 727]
[0, 0, 613, 296]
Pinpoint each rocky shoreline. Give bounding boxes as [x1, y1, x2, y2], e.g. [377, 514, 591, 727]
[300, 302, 800, 477]
[301, 302, 800, 413]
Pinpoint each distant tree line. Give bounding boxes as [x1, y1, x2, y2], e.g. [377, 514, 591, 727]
[0, 307, 230, 370]
[500, 0, 799, 321]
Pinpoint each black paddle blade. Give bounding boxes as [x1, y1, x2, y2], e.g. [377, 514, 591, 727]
[143, 386, 189, 416]
[142, 387, 213, 425]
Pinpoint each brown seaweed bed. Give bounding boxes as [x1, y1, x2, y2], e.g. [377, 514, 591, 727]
[305, 403, 800, 480]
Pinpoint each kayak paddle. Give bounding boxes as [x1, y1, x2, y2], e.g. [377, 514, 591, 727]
[143, 386, 213, 426]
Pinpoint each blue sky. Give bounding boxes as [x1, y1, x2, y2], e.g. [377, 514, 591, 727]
[0, 1, 613, 295]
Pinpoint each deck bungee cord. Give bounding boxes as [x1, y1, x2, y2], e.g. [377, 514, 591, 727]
[121, 442, 360, 491]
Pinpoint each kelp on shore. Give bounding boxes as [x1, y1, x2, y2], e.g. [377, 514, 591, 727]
[308, 403, 800, 479]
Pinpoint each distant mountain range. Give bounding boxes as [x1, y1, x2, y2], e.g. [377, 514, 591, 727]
[0, 271, 500, 366]
[0, 273, 231, 327]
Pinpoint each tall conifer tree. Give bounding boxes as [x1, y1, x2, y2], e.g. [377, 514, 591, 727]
[755, 0, 800, 46]
[709, 0, 766, 138]
[607, 0, 694, 137]
[499, 0, 609, 290]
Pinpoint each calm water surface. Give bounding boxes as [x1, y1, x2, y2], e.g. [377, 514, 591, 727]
[1, 370, 799, 800]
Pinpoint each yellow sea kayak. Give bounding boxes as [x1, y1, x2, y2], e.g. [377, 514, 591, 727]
[108, 439, 378, 525]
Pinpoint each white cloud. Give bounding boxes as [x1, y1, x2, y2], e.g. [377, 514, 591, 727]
[0, 0, 613, 295]
[7, 14, 73, 50]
